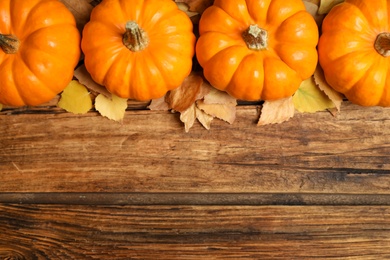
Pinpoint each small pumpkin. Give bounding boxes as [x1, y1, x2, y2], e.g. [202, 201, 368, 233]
[81, 0, 196, 101]
[0, 0, 81, 107]
[318, 0, 390, 107]
[196, 0, 319, 101]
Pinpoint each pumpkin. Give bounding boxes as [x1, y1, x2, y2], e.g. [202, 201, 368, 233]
[81, 0, 196, 101]
[0, 0, 81, 107]
[195, 0, 319, 101]
[318, 0, 390, 107]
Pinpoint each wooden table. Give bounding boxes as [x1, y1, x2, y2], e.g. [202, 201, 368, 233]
[1, 101, 390, 259]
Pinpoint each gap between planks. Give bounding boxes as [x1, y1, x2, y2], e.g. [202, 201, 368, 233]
[0, 192, 390, 206]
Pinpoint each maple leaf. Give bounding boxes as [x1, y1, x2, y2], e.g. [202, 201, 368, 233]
[95, 94, 128, 122]
[258, 97, 295, 126]
[57, 80, 92, 114]
[318, 0, 344, 14]
[165, 72, 203, 113]
[313, 66, 344, 112]
[74, 64, 112, 98]
[293, 76, 336, 113]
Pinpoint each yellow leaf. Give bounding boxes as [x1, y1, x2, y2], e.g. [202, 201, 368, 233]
[0, 103, 2, 112]
[314, 66, 344, 112]
[57, 80, 92, 114]
[318, 0, 344, 14]
[95, 94, 128, 122]
[293, 77, 335, 113]
[258, 97, 295, 126]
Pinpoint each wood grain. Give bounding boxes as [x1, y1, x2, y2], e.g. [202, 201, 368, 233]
[1, 102, 390, 194]
[0, 204, 389, 259]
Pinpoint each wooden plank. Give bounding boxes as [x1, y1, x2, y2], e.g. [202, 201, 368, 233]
[1, 102, 390, 193]
[1, 192, 390, 205]
[0, 204, 389, 259]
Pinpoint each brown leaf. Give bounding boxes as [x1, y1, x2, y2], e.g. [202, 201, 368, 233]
[165, 73, 203, 113]
[175, 0, 213, 14]
[74, 64, 112, 99]
[258, 97, 295, 126]
[313, 66, 344, 112]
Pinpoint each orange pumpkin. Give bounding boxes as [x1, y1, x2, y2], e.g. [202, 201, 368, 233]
[81, 0, 196, 101]
[318, 0, 390, 106]
[0, 0, 81, 107]
[196, 0, 319, 101]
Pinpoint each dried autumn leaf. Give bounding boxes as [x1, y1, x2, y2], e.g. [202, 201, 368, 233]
[318, 0, 344, 14]
[176, 2, 199, 18]
[175, 0, 213, 14]
[314, 66, 344, 111]
[95, 94, 128, 122]
[303, 0, 320, 5]
[148, 96, 170, 111]
[58, 0, 93, 32]
[203, 87, 236, 105]
[303, 1, 325, 26]
[74, 64, 112, 98]
[293, 77, 336, 113]
[195, 106, 214, 130]
[180, 103, 197, 132]
[258, 97, 295, 126]
[165, 73, 203, 112]
[197, 100, 236, 124]
[57, 80, 92, 114]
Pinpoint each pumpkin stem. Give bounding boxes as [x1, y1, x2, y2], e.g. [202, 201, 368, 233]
[0, 34, 20, 54]
[375, 32, 390, 57]
[242, 24, 268, 51]
[123, 21, 149, 52]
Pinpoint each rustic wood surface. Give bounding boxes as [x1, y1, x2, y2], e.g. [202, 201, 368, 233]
[1, 102, 390, 259]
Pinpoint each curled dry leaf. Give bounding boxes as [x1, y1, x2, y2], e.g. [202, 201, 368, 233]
[258, 97, 295, 126]
[74, 64, 112, 99]
[313, 66, 344, 112]
[57, 80, 92, 114]
[293, 76, 336, 113]
[95, 94, 128, 122]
